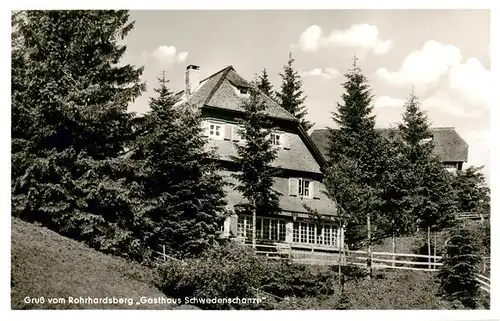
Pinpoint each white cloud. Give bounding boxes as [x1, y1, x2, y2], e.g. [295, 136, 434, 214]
[151, 45, 189, 67]
[373, 96, 405, 108]
[376, 40, 462, 86]
[463, 130, 490, 181]
[176, 51, 189, 63]
[301, 67, 340, 79]
[298, 25, 323, 52]
[296, 24, 393, 55]
[448, 58, 491, 106]
[376, 41, 491, 119]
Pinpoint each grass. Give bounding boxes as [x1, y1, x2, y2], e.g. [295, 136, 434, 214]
[11, 217, 198, 310]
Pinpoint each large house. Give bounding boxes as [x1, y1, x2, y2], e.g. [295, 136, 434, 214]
[310, 128, 469, 173]
[175, 65, 342, 255]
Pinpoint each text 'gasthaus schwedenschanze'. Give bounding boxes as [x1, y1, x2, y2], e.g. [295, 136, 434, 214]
[23, 296, 265, 306]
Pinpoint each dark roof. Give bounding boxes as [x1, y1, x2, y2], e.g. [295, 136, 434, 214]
[310, 127, 469, 163]
[175, 66, 298, 122]
[176, 65, 327, 170]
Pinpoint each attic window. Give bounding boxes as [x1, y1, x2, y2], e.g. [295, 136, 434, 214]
[419, 135, 433, 145]
[238, 87, 249, 95]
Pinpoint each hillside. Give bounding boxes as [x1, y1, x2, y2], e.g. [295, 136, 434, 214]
[11, 218, 197, 310]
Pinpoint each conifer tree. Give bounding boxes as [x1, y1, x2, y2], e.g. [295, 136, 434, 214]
[378, 93, 435, 256]
[230, 85, 281, 249]
[397, 92, 457, 256]
[325, 57, 387, 276]
[132, 72, 228, 259]
[276, 53, 313, 131]
[256, 68, 274, 98]
[439, 226, 482, 308]
[452, 166, 490, 214]
[11, 10, 146, 259]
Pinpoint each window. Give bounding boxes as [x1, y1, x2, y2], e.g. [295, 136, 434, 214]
[239, 87, 248, 94]
[237, 215, 285, 242]
[298, 179, 311, 197]
[292, 221, 340, 247]
[271, 133, 282, 146]
[209, 123, 221, 137]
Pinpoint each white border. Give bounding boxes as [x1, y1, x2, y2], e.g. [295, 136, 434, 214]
[2, 1, 498, 321]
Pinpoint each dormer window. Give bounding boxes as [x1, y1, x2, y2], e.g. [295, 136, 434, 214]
[271, 133, 282, 146]
[419, 135, 433, 145]
[238, 87, 248, 95]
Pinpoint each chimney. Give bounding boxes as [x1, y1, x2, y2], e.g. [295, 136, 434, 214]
[185, 65, 200, 97]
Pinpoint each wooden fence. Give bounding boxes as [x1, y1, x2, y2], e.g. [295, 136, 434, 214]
[455, 212, 489, 221]
[242, 243, 490, 294]
[345, 249, 442, 272]
[155, 243, 490, 294]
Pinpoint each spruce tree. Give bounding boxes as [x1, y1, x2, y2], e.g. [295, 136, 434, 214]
[325, 57, 386, 276]
[276, 53, 313, 131]
[256, 68, 274, 98]
[132, 72, 228, 259]
[439, 226, 482, 308]
[397, 93, 457, 247]
[11, 10, 146, 259]
[230, 85, 281, 249]
[452, 166, 490, 214]
[378, 93, 435, 253]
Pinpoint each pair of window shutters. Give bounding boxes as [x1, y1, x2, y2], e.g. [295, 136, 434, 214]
[288, 178, 321, 199]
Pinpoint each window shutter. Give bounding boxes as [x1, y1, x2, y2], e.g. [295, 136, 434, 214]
[313, 181, 321, 199]
[201, 120, 210, 137]
[289, 178, 298, 196]
[232, 125, 241, 142]
[229, 215, 238, 236]
[282, 134, 290, 150]
[224, 124, 232, 140]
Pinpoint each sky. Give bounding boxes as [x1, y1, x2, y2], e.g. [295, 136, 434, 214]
[121, 10, 491, 183]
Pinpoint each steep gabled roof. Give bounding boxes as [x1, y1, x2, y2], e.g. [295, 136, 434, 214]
[176, 66, 298, 122]
[310, 127, 469, 163]
[175, 65, 327, 170]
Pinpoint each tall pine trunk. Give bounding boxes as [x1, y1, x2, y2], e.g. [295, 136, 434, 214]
[252, 199, 257, 249]
[367, 213, 372, 279]
[392, 219, 395, 267]
[337, 219, 344, 293]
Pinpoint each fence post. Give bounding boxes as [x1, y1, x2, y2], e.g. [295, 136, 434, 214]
[427, 226, 431, 269]
[162, 245, 166, 262]
[433, 233, 437, 269]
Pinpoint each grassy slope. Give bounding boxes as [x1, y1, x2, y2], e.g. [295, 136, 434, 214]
[11, 218, 198, 310]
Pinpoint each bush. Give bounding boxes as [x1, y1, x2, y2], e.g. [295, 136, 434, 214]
[438, 226, 482, 309]
[157, 242, 267, 309]
[157, 243, 367, 309]
[260, 261, 338, 298]
[343, 270, 453, 309]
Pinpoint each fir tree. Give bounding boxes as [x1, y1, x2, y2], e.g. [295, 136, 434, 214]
[276, 53, 313, 131]
[256, 68, 274, 98]
[132, 72, 228, 259]
[397, 93, 457, 237]
[439, 226, 482, 308]
[230, 85, 281, 249]
[378, 93, 435, 249]
[325, 57, 386, 276]
[452, 166, 490, 214]
[11, 10, 146, 259]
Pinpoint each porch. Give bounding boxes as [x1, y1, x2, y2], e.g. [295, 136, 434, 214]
[221, 213, 345, 262]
